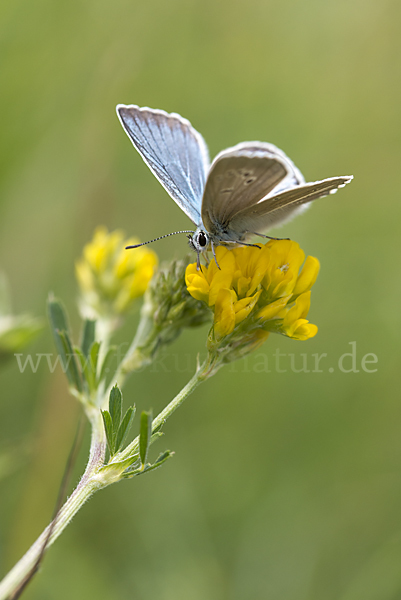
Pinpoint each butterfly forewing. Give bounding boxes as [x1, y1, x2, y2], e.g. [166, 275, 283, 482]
[226, 175, 353, 236]
[117, 105, 210, 224]
[201, 142, 305, 235]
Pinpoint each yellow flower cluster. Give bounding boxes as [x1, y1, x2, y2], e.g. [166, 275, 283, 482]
[185, 240, 319, 343]
[76, 227, 158, 317]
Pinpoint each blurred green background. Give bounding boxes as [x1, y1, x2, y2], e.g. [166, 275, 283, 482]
[1, 0, 400, 598]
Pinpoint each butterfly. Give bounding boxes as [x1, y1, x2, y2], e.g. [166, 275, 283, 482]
[117, 104, 353, 267]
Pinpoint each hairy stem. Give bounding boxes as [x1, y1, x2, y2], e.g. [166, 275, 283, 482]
[0, 411, 106, 600]
[0, 357, 214, 600]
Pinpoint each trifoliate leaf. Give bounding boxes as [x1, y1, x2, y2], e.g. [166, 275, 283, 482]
[99, 454, 140, 480]
[101, 410, 115, 455]
[115, 406, 135, 452]
[130, 450, 174, 477]
[149, 450, 174, 470]
[109, 385, 122, 433]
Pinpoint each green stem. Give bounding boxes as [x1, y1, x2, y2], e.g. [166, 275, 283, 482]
[110, 357, 211, 465]
[0, 358, 214, 599]
[0, 412, 107, 600]
[113, 309, 155, 389]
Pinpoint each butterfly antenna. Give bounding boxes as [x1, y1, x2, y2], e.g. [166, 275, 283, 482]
[126, 230, 194, 249]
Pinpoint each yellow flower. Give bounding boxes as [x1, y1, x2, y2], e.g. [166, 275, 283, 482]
[261, 240, 306, 300]
[76, 227, 158, 318]
[185, 247, 235, 306]
[291, 256, 320, 299]
[214, 289, 236, 338]
[185, 240, 319, 349]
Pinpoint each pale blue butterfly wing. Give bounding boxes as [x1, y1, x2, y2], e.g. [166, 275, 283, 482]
[225, 175, 353, 238]
[201, 142, 305, 238]
[117, 104, 353, 250]
[117, 105, 210, 225]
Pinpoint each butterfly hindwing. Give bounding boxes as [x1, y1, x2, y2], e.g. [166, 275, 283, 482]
[226, 175, 353, 237]
[201, 142, 305, 235]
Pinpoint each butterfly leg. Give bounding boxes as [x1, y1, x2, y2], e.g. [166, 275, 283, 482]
[250, 232, 290, 241]
[211, 240, 221, 270]
[235, 241, 262, 249]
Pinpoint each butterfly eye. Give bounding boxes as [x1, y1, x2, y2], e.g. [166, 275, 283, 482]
[198, 232, 208, 247]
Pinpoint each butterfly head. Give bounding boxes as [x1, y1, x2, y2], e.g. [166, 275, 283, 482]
[188, 228, 210, 253]
[187, 228, 212, 270]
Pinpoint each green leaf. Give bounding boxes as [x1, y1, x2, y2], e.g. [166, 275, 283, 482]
[115, 406, 136, 452]
[98, 345, 116, 385]
[139, 410, 153, 467]
[48, 295, 69, 336]
[101, 410, 115, 455]
[90, 341, 101, 376]
[147, 450, 174, 472]
[121, 467, 142, 479]
[47, 296, 70, 359]
[154, 450, 172, 465]
[0, 316, 43, 356]
[99, 454, 140, 480]
[47, 296, 82, 390]
[57, 331, 83, 392]
[150, 431, 164, 444]
[118, 454, 140, 471]
[74, 346, 96, 392]
[109, 385, 122, 433]
[74, 346, 86, 371]
[127, 450, 174, 478]
[151, 420, 165, 435]
[81, 319, 96, 357]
